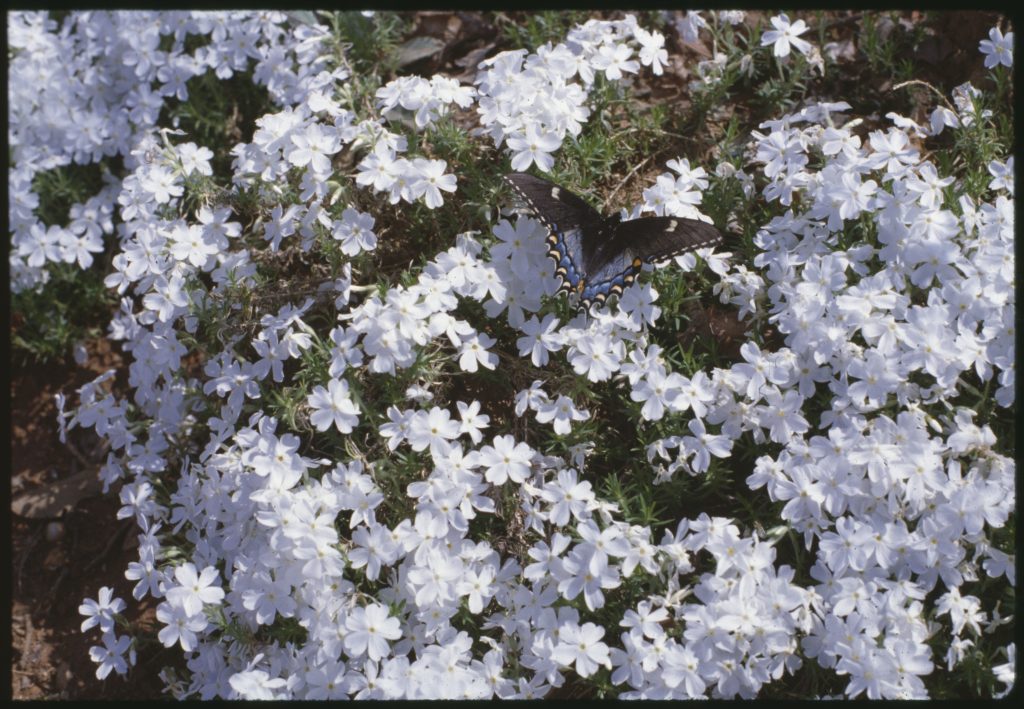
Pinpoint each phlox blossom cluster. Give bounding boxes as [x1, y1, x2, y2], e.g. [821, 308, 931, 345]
[8, 10, 338, 293]
[8, 10, 1014, 700]
[475, 15, 668, 172]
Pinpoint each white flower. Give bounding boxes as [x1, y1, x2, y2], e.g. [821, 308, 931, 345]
[308, 378, 361, 433]
[534, 394, 589, 435]
[635, 27, 668, 75]
[411, 158, 457, 208]
[761, 13, 812, 58]
[163, 563, 225, 617]
[551, 621, 611, 677]
[988, 156, 1014, 195]
[332, 207, 378, 256]
[516, 313, 563, 367]
[80, 587, 126, 634]
[591, 42, 640, 81]
[458, 332, 498, 372]
[680, 417, 732, 473]
[88, 632, 132, 679]
[569, 332, 622, 382]
[406, 406, 461, 454]
[992, 643, 1015, 698]
[287, 123, 341, 174]
[478, 434, 534, 485]
[979, 26, 1013, 69]
[344, 604, 402, 661]
[507, 124, 562, 173]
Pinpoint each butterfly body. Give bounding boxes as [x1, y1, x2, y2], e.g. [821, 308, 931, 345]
[504, 172, 722, 309]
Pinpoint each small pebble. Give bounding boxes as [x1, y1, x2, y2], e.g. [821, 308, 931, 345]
[45, 521, 64, 543]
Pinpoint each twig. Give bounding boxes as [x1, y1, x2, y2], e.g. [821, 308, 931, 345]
[45, 566, 71, 611]
[893, 79, 956, 111]
[604, 155, 653, 209]
[83, 519, 135, 574]
[63, 437, 95, 469]
[16, 526, 43, 595]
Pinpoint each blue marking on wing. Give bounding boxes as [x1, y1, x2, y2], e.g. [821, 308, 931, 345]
[579, 258, 643, 306]
[551, 226, 586, 290]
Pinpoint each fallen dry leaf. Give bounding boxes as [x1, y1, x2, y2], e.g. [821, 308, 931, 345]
[12, 468, 102, 520]
[397, 36, 446, 67]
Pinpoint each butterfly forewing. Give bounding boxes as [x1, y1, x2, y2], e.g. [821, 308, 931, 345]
[504, 173, 603, 231]
[504, 173, 605, 270]
[598, 216, 723, 270]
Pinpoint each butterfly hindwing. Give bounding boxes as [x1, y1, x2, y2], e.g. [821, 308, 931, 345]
[547, 226, 586, 294]
[582, 216, 723, 304]
[504, 173, 723, 308]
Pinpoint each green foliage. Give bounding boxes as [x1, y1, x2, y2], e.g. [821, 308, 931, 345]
[495, 11, 592, 52]
[161, 69, 274, 177]
[332, 11, 409, 78]
[10, 262, 115, 365]
[32, 163, 108, 228]
[858, 12, 930, 81]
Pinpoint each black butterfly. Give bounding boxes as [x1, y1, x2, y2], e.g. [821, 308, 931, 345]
[504, 172, 723, 309]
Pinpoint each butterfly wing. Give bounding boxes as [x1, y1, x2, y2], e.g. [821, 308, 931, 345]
[504, 173, 723, 308]
[581, 216, 723, 306]
[504, 173, 604, 294]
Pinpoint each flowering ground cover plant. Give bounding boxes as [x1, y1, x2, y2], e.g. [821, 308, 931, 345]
[8, 9, 1015, 700]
